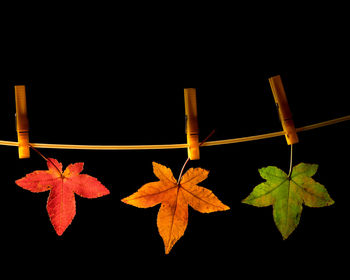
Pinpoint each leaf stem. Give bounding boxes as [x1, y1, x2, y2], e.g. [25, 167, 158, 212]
[177, 129, 216, 184]
[199, 129, 216, 147]
[287, 144, 293, 178]
[177, 157, 190, 184]
[29, 144, 62, 175]
[29, 144, 48, 161]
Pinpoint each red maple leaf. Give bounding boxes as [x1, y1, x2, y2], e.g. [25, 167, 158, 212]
[15, 158, 110, 235]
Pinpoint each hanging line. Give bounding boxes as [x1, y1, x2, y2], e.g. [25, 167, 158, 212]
[0, 115, 349, 150]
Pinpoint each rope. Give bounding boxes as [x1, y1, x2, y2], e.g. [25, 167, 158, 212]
[0, 115, 349, 150]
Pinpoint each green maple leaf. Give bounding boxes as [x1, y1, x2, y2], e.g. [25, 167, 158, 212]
[242, 163, 334, 239]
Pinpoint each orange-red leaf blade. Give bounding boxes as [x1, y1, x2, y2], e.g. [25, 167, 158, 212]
[15, 158, 110, 236]
[66, 174, 110, 198]
[122, 181, 177, 208]
[15, 171, 59, 193]
[122, 161, 229, 254]
[180, 167, 209, 187]
[157, 187, 188, 254]
[47, 179, 76, 236]
[63, 162, 84, 177]
[152, 162, 177, 185]
[181, 185, 230, 213]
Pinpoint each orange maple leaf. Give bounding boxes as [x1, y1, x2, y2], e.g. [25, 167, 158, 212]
[121, 162, 230, 254]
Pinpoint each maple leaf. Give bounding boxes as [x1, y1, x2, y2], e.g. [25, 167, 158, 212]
[121, 162, 230, 254]
[15, 158, 110, 235]
[242, 163, 334, 239]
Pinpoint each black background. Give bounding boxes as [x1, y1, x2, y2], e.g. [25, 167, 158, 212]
[1, 3, 349, 276]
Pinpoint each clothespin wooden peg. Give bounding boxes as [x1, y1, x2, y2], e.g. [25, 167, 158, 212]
[268, 75, 299, 145]
[184, 88, 200, 160]
[15, 85, 30, 158]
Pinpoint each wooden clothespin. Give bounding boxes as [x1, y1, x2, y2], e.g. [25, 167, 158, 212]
[184, 88, 200, 160]
[15, 85, 30, 158]
[268, 75, 299, 145]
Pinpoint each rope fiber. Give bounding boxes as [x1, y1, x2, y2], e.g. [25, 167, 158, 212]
[1, 115, 349, 150]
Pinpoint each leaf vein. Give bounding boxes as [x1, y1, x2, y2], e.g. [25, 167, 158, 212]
[127, 185, 178, 201]
[291, 179, 327, 200]
[247, 178, 289, 201]
[180, 185, 225, 210]
[167, 187, 180, 252]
